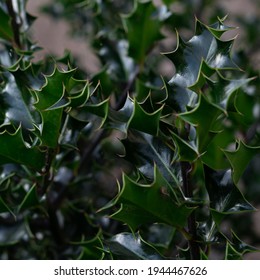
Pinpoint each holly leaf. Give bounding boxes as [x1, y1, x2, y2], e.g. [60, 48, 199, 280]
[128, 99, 163, 135]
[0, 72, 36, 130]
[0, 127, 45, 170]
[34, 67, 75, 147]
[178, 94, 222, 152]
[71, 231, 105, 260]
[110, 166, 193, 231]
[106, 232, 163, 260]
[204, 167, 254, 224]
[165, 18, 238, 111]
[224, 141, 260, 184]
[225, 231, 259, 260]
[122, 1, 165, 64]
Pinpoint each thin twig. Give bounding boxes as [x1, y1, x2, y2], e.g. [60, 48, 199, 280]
[6, 0, 22, 48]
[181, 161, 200, 260]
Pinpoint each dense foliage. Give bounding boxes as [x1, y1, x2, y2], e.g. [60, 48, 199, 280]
[0, 0, 260, 260]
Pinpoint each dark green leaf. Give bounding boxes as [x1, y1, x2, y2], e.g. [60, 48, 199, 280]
[224, 141, 260, 184]
[110, 166, 193, 231]
[0, 127, 45, 170]
[0, 8, 13, 43]
[129, 99, 163, 135]
[165, 18, 238, 111]
[71, 232, 105, 260]
[204, 167, 254, 223]
[0, 72, 36, 130]
[106, 232, 163, 260]
[122, 1, 165, 64]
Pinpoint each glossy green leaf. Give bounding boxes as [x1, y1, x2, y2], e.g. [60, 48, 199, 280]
[106, 232, 163, 260]
[122, 1, 164, 64]
[200, 129, 233, 170]
[68, 81, 90, 108]
[129, 99, 163, 135]
[178, 94, 222, 152]
[204, 167, 254, 222]
[171, 131, 198, 162]
[0, 72, 36, 130]
[34, 67, 75, 147]
[122, 131, 180, 192]
[226, 231, 260, 259]
[71, 232, 105, 260]
[165, 18, 238, 111]
[110, 166, 193, 231]
[224, 141, 260, 184]
[0, 8, 13, 43]
[34, 67, 75, 110]
[0, 127, 45, 170]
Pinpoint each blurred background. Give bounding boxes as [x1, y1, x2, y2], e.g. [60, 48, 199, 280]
[27, 0, 260, 74]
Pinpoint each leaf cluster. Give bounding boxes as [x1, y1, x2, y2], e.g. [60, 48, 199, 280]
[0, 0, 260, 260]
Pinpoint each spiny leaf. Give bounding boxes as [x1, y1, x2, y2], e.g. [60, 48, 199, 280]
[0, 72, 36, 130]
[106, 232, 163, 260]
[128, 98, 163, 135]
[165, 18, 238, 111]
[122, 131, 181, 192]
[34, 67, 76, 110]
[33, 67, 75, 147]
[171, 131, 198, 162]
[225, 241, 242, 260]
[71, 231, 105, 260]
[224, 141, 260, 184]
[178, 94, 222, 152]
[200, 129, 233, 170]
[0, 127, 45, 170]
[122, 0, 165, 64]
[110, 165, 193, 231]
[201, 73, 254, 113]
[204, 167, 254, 223]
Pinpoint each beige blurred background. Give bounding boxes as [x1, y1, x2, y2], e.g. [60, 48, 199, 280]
[27, 0, 101, 73]
[26, 0, 259, 74]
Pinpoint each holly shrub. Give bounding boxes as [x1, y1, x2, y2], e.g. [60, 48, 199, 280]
[0, 0, 260, 260]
